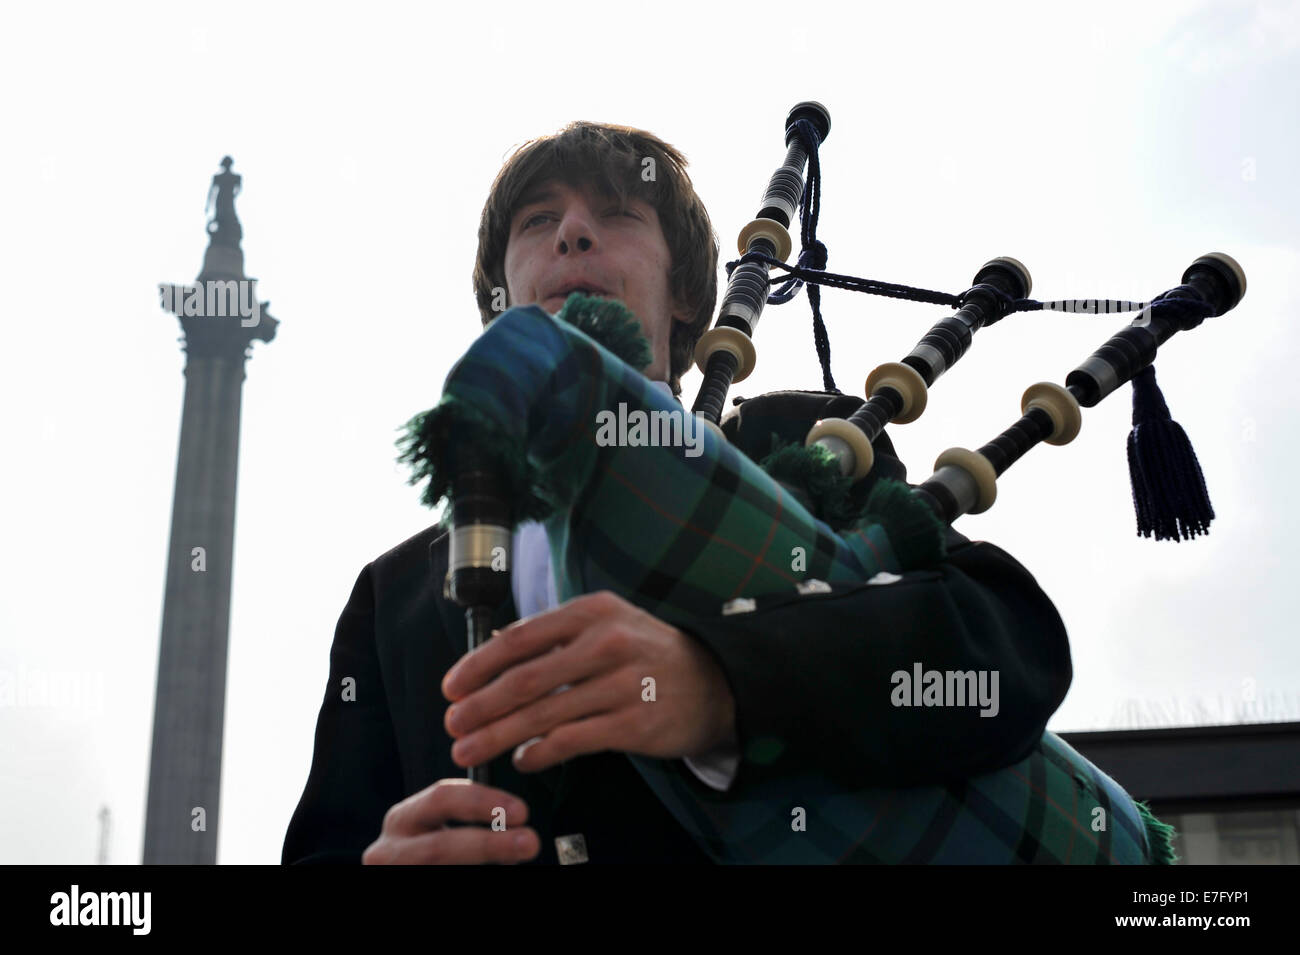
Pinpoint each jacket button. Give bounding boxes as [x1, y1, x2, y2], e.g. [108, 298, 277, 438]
[721, 597, 756, 615]
[866, 571, 903, 586]
[796, 579, 832, 595]
[555, 833, 588, 865]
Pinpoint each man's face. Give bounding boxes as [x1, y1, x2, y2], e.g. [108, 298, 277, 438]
[503, 179, 687, 383]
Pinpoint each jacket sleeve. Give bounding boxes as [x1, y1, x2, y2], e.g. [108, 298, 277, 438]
[675, 525, 1072, 794]
[281, 563, 406, 864]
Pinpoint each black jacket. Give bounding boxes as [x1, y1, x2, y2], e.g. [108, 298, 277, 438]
[282, 391, 1072, 864]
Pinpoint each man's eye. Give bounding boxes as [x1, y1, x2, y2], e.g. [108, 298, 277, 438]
[521, 213, 549, 230]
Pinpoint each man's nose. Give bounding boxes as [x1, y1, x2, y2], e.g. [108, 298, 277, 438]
[554, 209, 596, 255]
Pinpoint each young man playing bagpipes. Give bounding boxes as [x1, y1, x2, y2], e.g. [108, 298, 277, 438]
[282, 120, 1176, 865]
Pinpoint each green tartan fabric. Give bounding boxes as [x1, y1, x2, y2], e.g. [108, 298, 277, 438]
[629, 730, 1153, 864]
[436, 304, 1162, 864]
[439, 305, 901, 619]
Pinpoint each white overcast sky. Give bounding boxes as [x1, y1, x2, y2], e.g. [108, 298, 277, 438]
[1, 0, 1297, 864]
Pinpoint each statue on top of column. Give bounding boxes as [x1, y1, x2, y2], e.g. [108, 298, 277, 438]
[205, 156, 242, 248]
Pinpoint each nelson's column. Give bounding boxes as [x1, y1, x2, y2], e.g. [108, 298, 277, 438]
[144, 157, 277, 863]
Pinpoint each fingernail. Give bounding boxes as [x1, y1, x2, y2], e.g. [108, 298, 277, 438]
[514, 833, 532, 851]
[514, 737, 541, 764]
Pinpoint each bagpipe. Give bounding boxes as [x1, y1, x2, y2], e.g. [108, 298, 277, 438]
[398, 103, 1246, 863]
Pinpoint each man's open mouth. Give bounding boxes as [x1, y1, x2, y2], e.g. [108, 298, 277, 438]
[552, 286, 609, 298]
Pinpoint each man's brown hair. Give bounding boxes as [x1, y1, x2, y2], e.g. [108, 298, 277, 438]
[472, 122, 719, 397]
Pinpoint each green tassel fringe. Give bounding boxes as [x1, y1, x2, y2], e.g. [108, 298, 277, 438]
[859, 474, 948, 571]
[759, 440, 859, 528]
[555, 293, 652, 370]
[1135, 800, 1179, 865]
[757, 438, 947, 571]
[395, 394, 554, 526]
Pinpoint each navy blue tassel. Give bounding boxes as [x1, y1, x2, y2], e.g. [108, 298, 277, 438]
[1126, 364, 1214, 540]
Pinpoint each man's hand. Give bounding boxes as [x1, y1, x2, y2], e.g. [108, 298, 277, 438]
[362, 779, 540, 865]
[441, 591, 737, 773]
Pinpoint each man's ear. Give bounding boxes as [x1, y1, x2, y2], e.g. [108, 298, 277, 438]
[671, 293, 696, 327]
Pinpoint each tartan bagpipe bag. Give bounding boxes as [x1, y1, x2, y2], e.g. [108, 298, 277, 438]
[400, 298, 1176, 864]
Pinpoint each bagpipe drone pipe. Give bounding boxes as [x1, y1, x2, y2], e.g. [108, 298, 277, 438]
[397, 103, 1247, 863]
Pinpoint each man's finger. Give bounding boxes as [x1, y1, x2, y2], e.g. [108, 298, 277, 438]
[442, 592, 629, 700]
[442, 610, 584, 701]
[445, 631, 623, 738]
[385, 779, 528, 836]
[451, 674, 629, 769]
[512, 709, 640, 772]
[365, 826, 540, 865]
